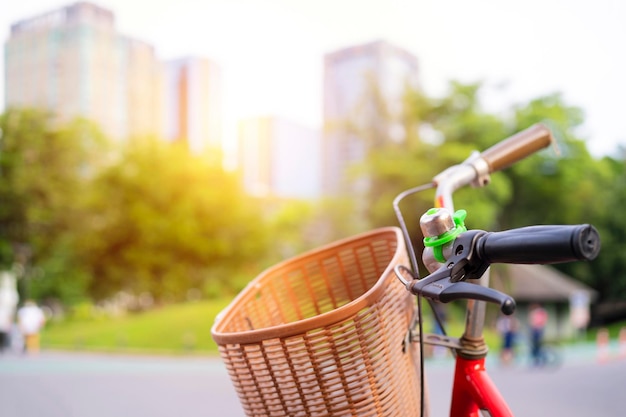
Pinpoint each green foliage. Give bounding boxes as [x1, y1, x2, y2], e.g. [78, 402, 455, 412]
[3, 77, 626, 312]
[0, 108, 108, 303]
[261, 199, 320, 260]
[78, 140, 269, 302]
[0, 109, 273, 306]
[353, 80, 625, 302]
[500, 93, 594, 228]
[588, 157, 626, 300]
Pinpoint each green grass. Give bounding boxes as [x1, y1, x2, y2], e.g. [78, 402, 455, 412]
[42, 296, 622, 357]
[42, 298, 232, 355]
[41, 297, 500, 356]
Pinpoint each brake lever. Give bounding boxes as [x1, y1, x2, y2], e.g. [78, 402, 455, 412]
[395, 230, 517, 315]
[404, 265, 516, 315]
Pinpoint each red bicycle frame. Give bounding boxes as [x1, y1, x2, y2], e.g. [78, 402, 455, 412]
[450, 356, 513, 417]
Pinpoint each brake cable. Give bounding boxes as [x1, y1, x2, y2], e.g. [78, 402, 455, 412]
[393, 182, 445, 417]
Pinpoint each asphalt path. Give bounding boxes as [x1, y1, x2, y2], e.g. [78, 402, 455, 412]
[0, 344, 624, 417]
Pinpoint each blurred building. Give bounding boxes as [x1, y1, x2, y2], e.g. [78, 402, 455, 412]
[323, 39, 420, 196]
[162, 57, 222, 153]
[4, 2, 223, 155]
[238, 116, 321, 199]
[4, 2, 162, 140]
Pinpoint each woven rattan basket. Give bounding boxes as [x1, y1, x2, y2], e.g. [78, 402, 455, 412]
[211, 227, 424, 416]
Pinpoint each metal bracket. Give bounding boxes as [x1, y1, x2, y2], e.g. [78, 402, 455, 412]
[411, 331, 463, 349]
[464, 151, 491, 188]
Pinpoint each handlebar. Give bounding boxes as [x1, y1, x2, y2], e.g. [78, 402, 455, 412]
[395, 124, 597, 316]
[399, 224, 601, 314]
[476, 224, 601, 265]
[479, 123, 554, 173]
[432, 123, 555, 208]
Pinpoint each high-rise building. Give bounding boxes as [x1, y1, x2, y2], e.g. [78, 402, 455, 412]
[162, 57, 222, 153]
[322, 40, 420, 196]
[238, 116, 321, 199]
[4, 2, 162, 140]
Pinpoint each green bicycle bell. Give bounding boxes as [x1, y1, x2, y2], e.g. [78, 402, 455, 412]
[420, 207, 467, 272]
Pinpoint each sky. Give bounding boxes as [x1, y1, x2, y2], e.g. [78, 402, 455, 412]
[1, 0, 625, 157]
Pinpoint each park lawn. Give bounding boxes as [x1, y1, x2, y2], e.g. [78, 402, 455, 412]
[46, 295, 622, 357]
[40, 296, 502, 356]
[41, 298, 233, 355]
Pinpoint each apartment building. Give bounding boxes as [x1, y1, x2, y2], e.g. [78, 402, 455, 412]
[238, 116, 321, 199]
[162, 57, 222, 153]
[5, 2, 162, 140]
[322, 39, 420, 196]
[5, 2, 222, 154]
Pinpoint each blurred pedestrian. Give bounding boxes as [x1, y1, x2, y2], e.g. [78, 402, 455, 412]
[528, 303, 548, 366]
[496, 313, 519, 365]
[17, 300, 46, 354]
[0, 272, 19, 353]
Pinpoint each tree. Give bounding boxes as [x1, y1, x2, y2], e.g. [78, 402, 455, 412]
[493, 94, 613, 290]
[361, 81, 513, 237]
[0, 108, 108, 303]
[353, 80, 622, 300]
[584, 156, 626, 301]
[78, 140, 269, 302]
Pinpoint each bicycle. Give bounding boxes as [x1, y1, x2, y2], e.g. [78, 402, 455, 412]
[211, 123, 601, 417]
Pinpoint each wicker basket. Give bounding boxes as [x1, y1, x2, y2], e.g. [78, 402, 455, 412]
[211, 227, 424, 416]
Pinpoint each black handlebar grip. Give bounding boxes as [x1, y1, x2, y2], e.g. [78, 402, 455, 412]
[475, 224, 600, 264]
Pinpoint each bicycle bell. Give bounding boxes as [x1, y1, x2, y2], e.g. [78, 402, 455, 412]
[420, 207, 467, 272]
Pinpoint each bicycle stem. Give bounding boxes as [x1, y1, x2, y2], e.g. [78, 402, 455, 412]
[431, 153, 492, 358]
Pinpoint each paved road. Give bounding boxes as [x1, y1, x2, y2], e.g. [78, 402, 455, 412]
[426, 352, 626, 417]
[0, 352, 242, 417]
[0, 344, 624, 416]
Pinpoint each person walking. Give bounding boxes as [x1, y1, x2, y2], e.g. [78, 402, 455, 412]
[528, 303, 548, 366]
[496, 313, 520, 365]
[17, 300, 46, 354]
